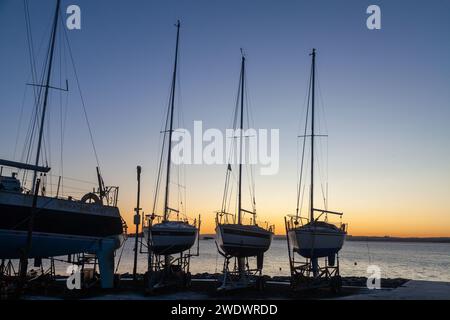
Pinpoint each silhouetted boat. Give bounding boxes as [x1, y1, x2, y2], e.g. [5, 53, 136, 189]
[0, 0, 124, 288]
[289, 219, 346, 259]
[216, 52, 273, 259]
[143, 21, 198, 255]
[216, 223, 273, 258]
[286, 49, 347, 266]
[145, 220, 197, 255]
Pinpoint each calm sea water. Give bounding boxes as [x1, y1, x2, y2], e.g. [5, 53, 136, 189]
[18, 239, 450, 282]
[114, 239, 450, 282]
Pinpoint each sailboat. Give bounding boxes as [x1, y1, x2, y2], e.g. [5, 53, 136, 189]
[0, 0, 124, 288]
[215, 52, 273, 260]
[143, 21, 198, 256]
[287, 49, 347, 270]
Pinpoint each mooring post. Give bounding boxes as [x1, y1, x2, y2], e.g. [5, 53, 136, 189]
[133, 166, 142, 282]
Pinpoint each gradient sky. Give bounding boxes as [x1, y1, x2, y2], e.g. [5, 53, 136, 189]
[1, 0, 449, 237]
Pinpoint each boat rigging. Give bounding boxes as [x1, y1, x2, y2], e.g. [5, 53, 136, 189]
[142, 21, 200, 292]
[0, 0, 125, 289]
[215, 50, 274, 291]
[285, 49, 347, 292]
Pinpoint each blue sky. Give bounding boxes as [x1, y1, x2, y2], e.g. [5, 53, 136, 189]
[1, 0, 449, 235]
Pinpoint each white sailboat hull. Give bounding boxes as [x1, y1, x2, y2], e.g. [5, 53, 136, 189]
[143, 221, 197, 255]
[288, 225, 346, 258]
[216, 224, 273, 258]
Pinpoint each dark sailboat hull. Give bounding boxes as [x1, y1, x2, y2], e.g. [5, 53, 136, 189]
[0, 190, 124, 289]
[0, 202, 123, 241]
[143, 221, 198, 255]
[216, 224, 273, 258]
[0, 191, 123, 259]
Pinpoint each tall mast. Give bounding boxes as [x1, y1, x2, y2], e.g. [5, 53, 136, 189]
[237, 52, 245, 225]
[163, 20, 180, 221]
[310, 48, 316, 222]
[31, 0, 61, 193]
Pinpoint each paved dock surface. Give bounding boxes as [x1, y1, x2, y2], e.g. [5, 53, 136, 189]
[20, 279, 450, 300]
[336, 280, 450, 300]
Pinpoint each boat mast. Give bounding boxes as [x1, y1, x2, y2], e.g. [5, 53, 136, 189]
[31, 0, 61, 193]
[310, 48, 316, 222]
[238, 51, 245, 225]
[163, 20, 180, 222]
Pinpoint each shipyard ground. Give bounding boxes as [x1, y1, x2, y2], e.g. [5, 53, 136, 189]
[335, 280, 450, 300]
[10, 276, 449, 300]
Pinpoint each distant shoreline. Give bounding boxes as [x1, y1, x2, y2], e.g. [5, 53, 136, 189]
[127, 233, 450, 244]
[344, 235, 450, 244]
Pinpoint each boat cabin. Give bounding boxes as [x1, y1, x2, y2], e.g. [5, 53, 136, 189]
[0, 173, 22, 193]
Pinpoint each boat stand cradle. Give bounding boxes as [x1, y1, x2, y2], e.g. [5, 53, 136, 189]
[0, 253, 108, 300]
[0, 259, 17, 279]
[288, 255, 342, 292]
[1, 257, 56, 299]
[140, 219, 201, 294]
[285, 217, 343, 293]
[144, 252, 193, 294]
[1, 259, 20, 299]
[216, 247, 266, 292]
